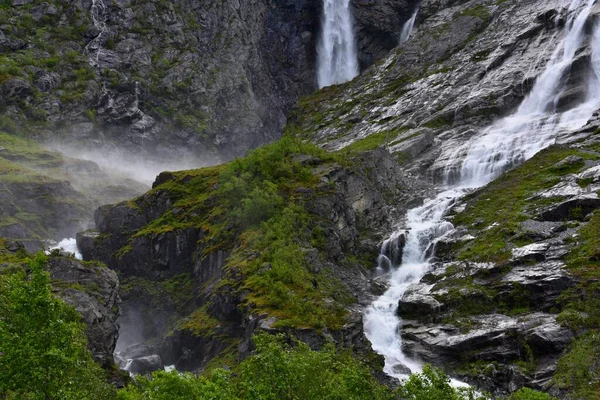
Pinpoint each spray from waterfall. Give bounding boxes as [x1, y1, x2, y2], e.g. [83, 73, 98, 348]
[364, 0, 600, 380]
[317, 0, 359, 88]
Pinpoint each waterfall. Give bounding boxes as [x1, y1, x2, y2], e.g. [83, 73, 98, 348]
[400, 8, 419, 43]
[317, 0, 359, 88]
[364, 0, 600, 380]
[48, 238, 83, 260]
[85, 0, 108, 68]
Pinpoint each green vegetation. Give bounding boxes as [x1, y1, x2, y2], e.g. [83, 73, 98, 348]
[0, 254, 115, 399]
[452, 146, 595, 263]
[553, 209, 600, 398]
[340, 127, 409, 153]
[553, 332, 600, 399]
[127, 137, 352, 329]
[119, 340, 552, 400]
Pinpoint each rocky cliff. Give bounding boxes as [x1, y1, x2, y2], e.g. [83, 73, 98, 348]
[0, 242, 120, 370]
[2, 0, 600, 397]
[0, 0, 418, 162]
[77, 139, 428, 373]
[284, 0, 600, 397]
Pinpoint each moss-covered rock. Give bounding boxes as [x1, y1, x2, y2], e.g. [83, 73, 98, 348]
[78, 136, 416, 373]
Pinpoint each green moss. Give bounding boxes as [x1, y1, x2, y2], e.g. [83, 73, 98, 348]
[452, 146, 597, 263]
[423, 115, 453, 129]
[126, 137, 354, 329]
[553, 332, 600, 399]
[120, 273, 195, 314]
[340, 127, 409, 153]
[181, 306, 220, 336]
[457, 5, 491, 21]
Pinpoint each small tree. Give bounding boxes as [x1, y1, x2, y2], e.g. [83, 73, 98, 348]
[0, 254, 114, 399]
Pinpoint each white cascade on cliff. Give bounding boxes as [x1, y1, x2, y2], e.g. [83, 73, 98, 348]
[400, 8, 419, 43]
[364, 0, 600, 380]
[317, 0, 360, 88]
[85, 0, 108, 68]
[48, 238, 83, 260]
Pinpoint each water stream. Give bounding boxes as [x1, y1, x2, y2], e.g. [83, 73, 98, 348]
[85, 0, 108, 68]
[317, 0, 360, 88]
[364, 0, 600, 380]
[400, 8, 419, 43]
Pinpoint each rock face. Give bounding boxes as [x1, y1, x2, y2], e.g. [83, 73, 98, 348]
[390, 148, 600, 396]
[46, 255, 120, 368]
[289, 0, 599, 179]
[352, 0, 421, 68]
[77, 147, 424, 374]
[0, 0, 416, 162]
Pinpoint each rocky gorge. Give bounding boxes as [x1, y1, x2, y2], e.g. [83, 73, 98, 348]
[0, 0, 599, 398]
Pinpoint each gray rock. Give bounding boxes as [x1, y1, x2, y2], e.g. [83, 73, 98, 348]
[520, 220, 566, 240]
[553, 155, 583, 169]
[398, 283, 443, 319]
[47, 256, 120, 368]
[127, 355, 163, 375]
[511, 243, 550, 263]
[537, 194, 600, 221]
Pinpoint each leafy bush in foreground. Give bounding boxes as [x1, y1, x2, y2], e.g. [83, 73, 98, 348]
[0, 254, 114, 399]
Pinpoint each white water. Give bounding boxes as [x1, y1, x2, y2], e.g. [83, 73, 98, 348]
[85, 0, 108, 68]
[317, 0, 359, 88]
[400, 8, 419, 43]
[364, 0, 600, 380]
[48, 238, 82, 260]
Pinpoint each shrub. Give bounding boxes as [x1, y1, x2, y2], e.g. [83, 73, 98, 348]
[0, 254, 114, 399]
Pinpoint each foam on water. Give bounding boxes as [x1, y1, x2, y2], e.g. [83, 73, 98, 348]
[48, 238, 83, 260]
[317, 0, 360, 88]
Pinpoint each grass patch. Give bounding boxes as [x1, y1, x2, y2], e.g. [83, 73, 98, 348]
[124, 137, 352, 329]
[452, 146, 597, 263]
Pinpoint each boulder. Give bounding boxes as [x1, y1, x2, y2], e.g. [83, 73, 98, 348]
[47, 256, 120, 368]
[511, 243, 550, 263]
[126, 355, 163, 375]
[537, 194, 600, 221]
[398, 283, 443, 320]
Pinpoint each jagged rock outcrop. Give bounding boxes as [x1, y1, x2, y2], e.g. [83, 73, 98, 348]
[78, 146, 427, 374]
[47, 254, 120, 368]
[0, 0, 418, 162]
[392, 145, 600, 396]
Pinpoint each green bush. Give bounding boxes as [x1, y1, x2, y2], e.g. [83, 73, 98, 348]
[0, 254, 115, 399]
[508, 388, 555, 400]
[119, 333, 394, 400]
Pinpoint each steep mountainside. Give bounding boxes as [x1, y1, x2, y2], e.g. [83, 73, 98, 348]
[77, 139, 427, 373]
[2, 0, 600, 398]
[0, 0, 418, 161]
[72, 0, 600, 397]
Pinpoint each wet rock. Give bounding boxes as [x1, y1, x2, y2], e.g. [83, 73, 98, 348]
[500, 261, 575, 310]
[34, 71, 61, 92]
[520, 220, 566, 240]
[392, 363, 413, 375]
[47, 256, 120, 368]
[537, 194, 600, 221]
[511, 243, 550, 262]
[398, 283, 443, 320]
[127, 355, 163, 375]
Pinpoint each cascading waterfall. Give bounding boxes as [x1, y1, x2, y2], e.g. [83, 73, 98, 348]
[48, 238, 83, 260]
[85, 0, 108, 68]
[317, 0, 360, 88]
[400, 8, 419, 43]
[364, 0, 600, 380]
